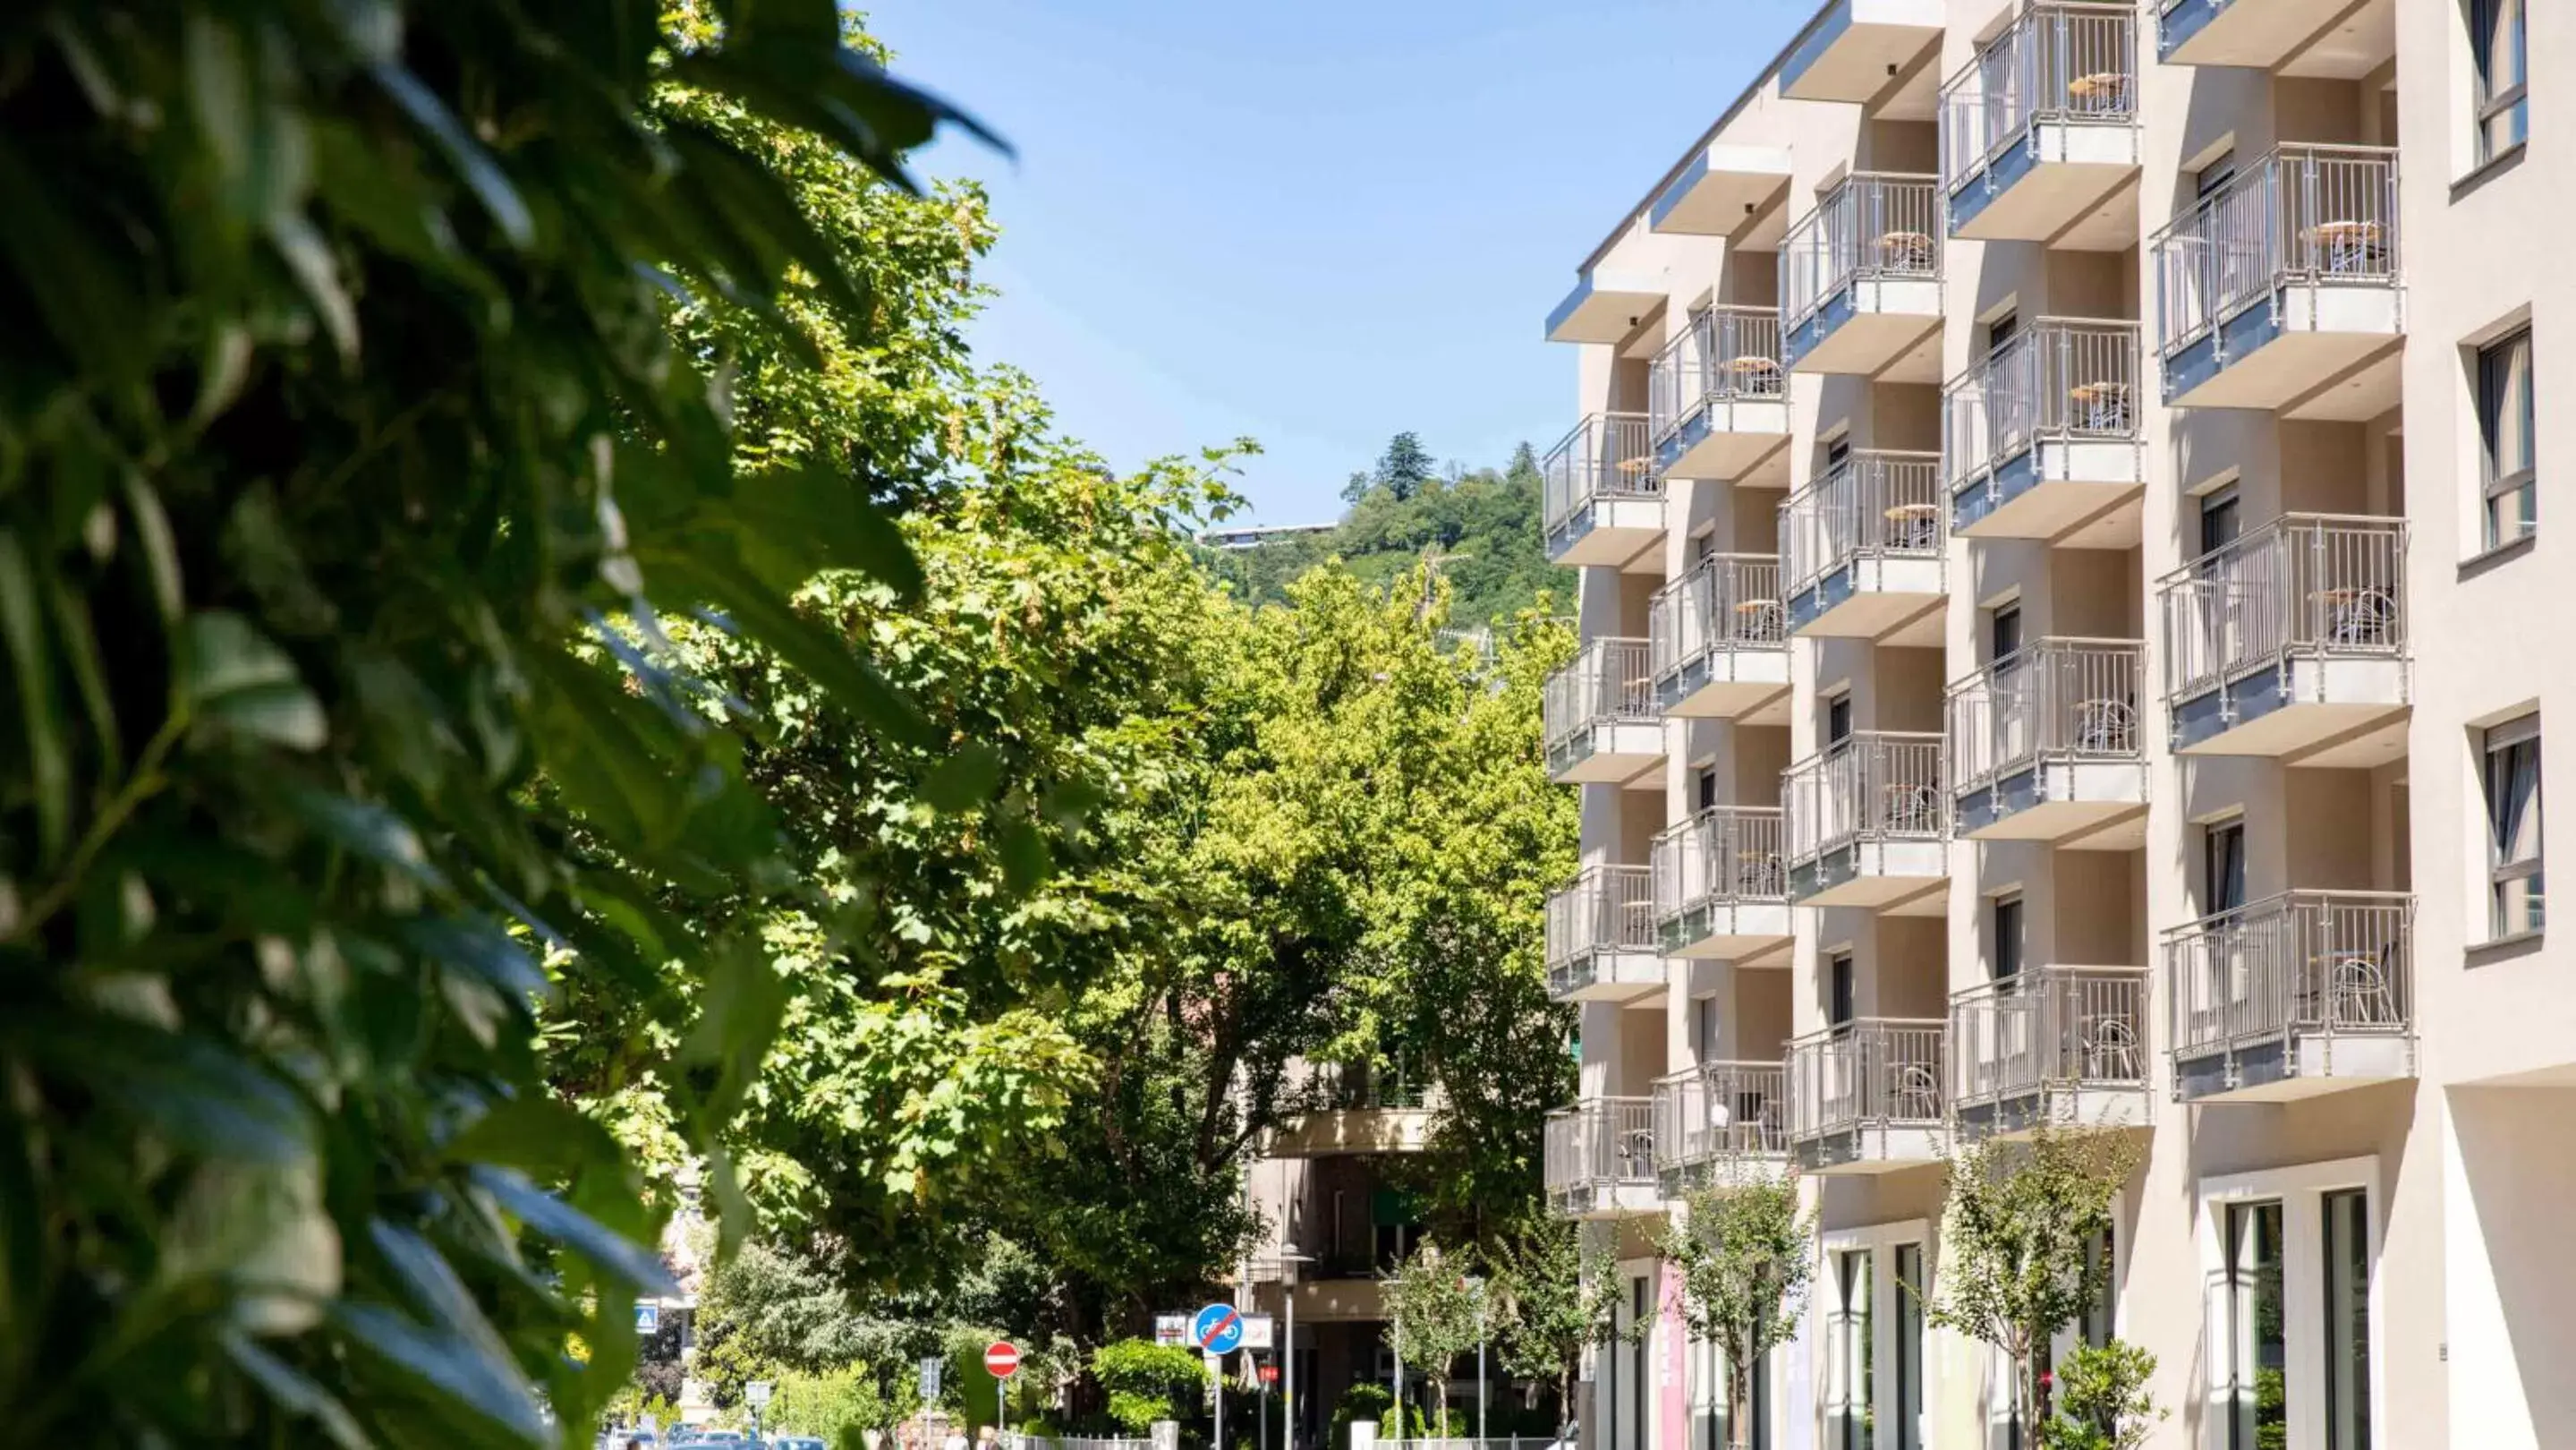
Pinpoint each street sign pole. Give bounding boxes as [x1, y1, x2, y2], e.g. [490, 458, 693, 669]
[1215, 1352, 1225, 1450]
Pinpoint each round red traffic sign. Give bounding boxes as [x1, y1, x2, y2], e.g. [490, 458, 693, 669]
[985, 1341, 1022, 1378]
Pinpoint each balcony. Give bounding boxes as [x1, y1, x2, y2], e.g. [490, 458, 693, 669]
[1788, 1019, 1949, 1173]
[1781, 175, 1943, 379]
[1946, 639, 2147, 844]
[1543, 414, 1665, 568]
[1783, 733, 1949, 908]
[1650, 306, 1790, 484]
[1649, 554, 1790, 721]
[1782, 0, 1943, 103]
[1940, 6, 2140, 246]
[1544, 1096, 1661, 1217]
[1649, 142, 1794, 238]
[2164, 891, 2417, 1102]
[1653, 1061, 1792, 1193]
[1545, 269, 1669, 345]
[1545, 866, 1664, 1004]
[1945, 320, 2145, 540]
[1950, 966, 2152, 1140]
[1265, 1062, 1440, 1158]
[1652, 806, 1793, 959]
[1543, 637, 1664, 784]
[1781, 452, 1946, 642]
[2157, 515, 2409, 760]
[2157, 0, 2396, 72]
[2151, 145, 2402, 414]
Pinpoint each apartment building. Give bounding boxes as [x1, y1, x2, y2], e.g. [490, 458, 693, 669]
[1535, 1, 2565, 1447]
[1245, 1062, 1442, 1447]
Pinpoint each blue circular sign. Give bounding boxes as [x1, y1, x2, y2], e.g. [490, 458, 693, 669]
[1192, 1301, 1244, 1354]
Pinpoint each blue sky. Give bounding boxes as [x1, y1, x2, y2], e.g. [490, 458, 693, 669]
[873, 0, 1819, 525]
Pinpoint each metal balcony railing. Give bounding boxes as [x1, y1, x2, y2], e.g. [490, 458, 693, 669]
[1788, 1019, 1950, 1141]
[1940, 4, 2138, 194]
[2164, 891, 2416, 1062]
[1544, 865, 1659, 969]
[1946, 638, 2145, 797]
[1780, 451, 1944, 601]
[2152, 144, 2401, 362]
[2155, 514, 2407, 708]
[1652, 806, 1789, 924]
[1654, 1061, 1793, 1170]
[1781, 174, 1943, 336]
[1649, 305, 1788, 442]
[1543, 1096, 1657, 1197]
[1949, 965, 2151, 1110]
[1649, 553, 1786, 683]
[1943, 319, 2142, 495]
[1542, 413, 1660, 537]
[1542, 636, 1657, 750]
[1784, 732, 1949, 868]
[1304, 1059, 1438, 1112]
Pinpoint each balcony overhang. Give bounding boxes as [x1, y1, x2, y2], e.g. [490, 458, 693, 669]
[1650, 144, 1794, 236]
[1265, 1107, 1436, 1158]
[1547, 948, 1668, 1005]
[1545, 495, 1668, 569]
[1786, 558, 1945, 641]
[1659, 900, 1795, 960]
[1789, 840, 1947, 908]
[1657, 400, 1792, 482]
[1793, 1124, 1948, 1174]
[2159, 0, 2397, 76]
[1952, 439, 2146, 541]
[1954, 1082, 2152, 1141]
[2162, 291, 2403, 414]
[1660, 1153, 1791, 1197]
[2170, 663, 2409, 759]
[1545, 720, 1666, 784]
[2172, 1034, 2414, 1104]
[1546, 270, 1668, 345]
[1283, 1276, 1388, 1324]
[1784, 283, 1943, 377]
[1550, 1181, 1665, 1219]
[1661, 649, 1792, 721]
[1958, 761, 2147, 843]
[1782, 0, 1943, 103]
[1948, 128, 2139, 244]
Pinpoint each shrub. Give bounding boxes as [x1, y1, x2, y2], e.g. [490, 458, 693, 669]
[1093, 1338, 1210, 1434]
[2048, 1340, 2167, 1450]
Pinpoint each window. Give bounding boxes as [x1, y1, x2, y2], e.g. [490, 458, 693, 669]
[1993, 894, 2024, 983]
[1987, 311, 2019, 355]
[1826, 434, 1853, 477]
[2484, 715, 2544, 937]
[1630, 1278, 1651, 1450]
[2472, 0, 2529, 163]
[2081, 1226, 2115, 1350]
[2322, 1190, 2372, 1450]
[1696, 763, 1722, 813]
[1695, 994, 1722, 1062]
[2198, 486, 2241, 558]
[1833, 1250, 1875, 1450]
[1828, 692, 1854, 747]
[1830, 951, 1856, 1029]
[2224, 1200, 2288, 1450]
[2479, 329, 2536, 549]
[2195, 152, 2238, 204]
[2205, 819, 2248, 916]
[1989, 601, 2023, 664]
[1892, 1244, 1925, 1450]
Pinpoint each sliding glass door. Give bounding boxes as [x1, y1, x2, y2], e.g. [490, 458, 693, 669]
[2322, 1190, 2372, 1450]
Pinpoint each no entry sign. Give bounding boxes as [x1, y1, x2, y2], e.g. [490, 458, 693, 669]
[985, 1341, 1022, 1378]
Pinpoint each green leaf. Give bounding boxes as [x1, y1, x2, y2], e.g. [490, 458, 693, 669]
[366, 62, 534, 248]
[281, 788, 448, 891]
[443, 1094, 624, 1179]
[184, 611, 327, 751]
[644, 544, 931, 747]
[20, 1021, 310, 1166]
[470, 1166, 678, 1296]
[918, 742, 1003, 812]
[400, 915, 547, 1003]
[719, 464, 922, 603]
[331, 1301, 548, 1447]
[0, 533, 70, 860]
[999, 815, 1051, 894]
[223, 1329, 369, 1450]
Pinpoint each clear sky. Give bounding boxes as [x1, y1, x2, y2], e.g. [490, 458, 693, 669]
[872, 0, 1821, 525]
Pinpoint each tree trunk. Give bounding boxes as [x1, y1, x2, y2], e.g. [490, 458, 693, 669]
[2024, 1342, 2052, 1450]
[1724, 1360, 1747, 1450]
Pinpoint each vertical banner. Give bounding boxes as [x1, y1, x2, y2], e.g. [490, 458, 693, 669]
[1659, 1260, 1688, 1450]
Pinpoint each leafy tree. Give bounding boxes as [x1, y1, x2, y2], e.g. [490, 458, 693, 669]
[1092, 1339, 1208, 1434]
[0, 0, 999, 1444]
[1375, 432, 1437, 503]
[1489, 1222, 1632, 1424]
[2047, 1340, 2166, 1450]
[1657, 1176, 1816, 1450]
[1382, 1243, 1486, 1435]
[768, 1363, 895, 1443]
[1929, 1128, 2141, 1450]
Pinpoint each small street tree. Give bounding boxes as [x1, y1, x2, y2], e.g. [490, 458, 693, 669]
[1928, 1127, 2142, 1450]
[1656, 1173, 1817, 1450]
[1489, 1221, 1632, 1428]
[1383, 1242, 1486, 1435]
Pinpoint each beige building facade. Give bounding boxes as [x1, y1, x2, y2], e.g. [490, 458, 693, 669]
[1535, 1, 2565, 1446]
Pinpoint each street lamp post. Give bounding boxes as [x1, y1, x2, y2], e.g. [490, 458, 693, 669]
[1471, 1277, 1487, 1446]
[1278, 1246, 1315, 1450]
